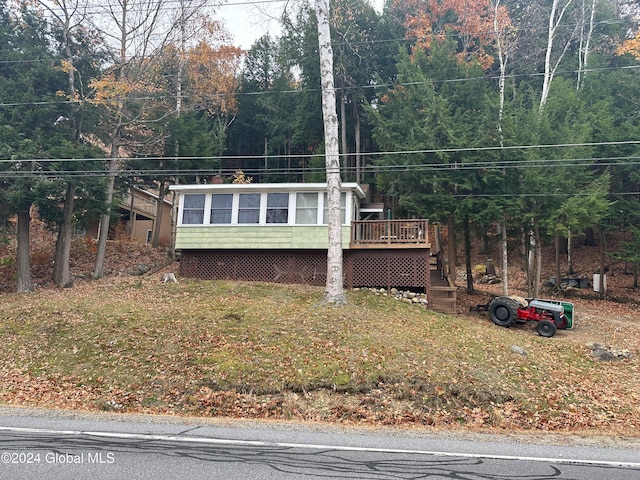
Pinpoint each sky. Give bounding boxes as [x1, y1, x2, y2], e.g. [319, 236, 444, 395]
[218, 0, 385, 50]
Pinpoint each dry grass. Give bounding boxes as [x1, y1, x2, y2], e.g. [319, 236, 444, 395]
[0, 276, 638, 435]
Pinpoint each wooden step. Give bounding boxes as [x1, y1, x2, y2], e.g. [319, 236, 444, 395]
[430, 285, 456, 292]
[430, 301, 457, 314]
[430, 294, 456, 303]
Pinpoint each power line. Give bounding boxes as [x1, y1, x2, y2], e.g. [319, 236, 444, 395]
[2, 62, 640, 109]
[2, 153, 640, 178]
[2, 139, 640, 164]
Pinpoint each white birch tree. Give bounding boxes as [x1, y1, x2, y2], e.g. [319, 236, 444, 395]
[315, 0, 347, 305]
[490, 0, 515, 295]
[577, 0, 597, 89]
[540, 0, 578, 110]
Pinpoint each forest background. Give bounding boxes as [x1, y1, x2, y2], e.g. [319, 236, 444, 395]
[3, 0, 640, 297]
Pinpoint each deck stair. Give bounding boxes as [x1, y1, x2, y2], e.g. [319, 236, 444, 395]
[428, 225, 457, 314]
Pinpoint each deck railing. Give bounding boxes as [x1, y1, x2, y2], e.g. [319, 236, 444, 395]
[121, 192, 158, 217]
[351, 219, 429, 247]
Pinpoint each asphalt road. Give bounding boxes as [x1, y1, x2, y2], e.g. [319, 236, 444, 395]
[1, 407, 639, 479]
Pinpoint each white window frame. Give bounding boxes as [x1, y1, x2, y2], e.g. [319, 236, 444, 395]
[177, 189, 354, 226]
[236, 192, 262, 224]
[266, 192, 290, 224]
[181, 193, 207, 225]
[210, 193, 234, 224]
[294, 192, 320, 225]
[322, 192, 348, 225]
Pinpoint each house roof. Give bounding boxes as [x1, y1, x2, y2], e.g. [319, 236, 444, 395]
[169, 182, 367, 199]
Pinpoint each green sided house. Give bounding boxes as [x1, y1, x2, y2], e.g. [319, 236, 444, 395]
[169, 182, 455, 312]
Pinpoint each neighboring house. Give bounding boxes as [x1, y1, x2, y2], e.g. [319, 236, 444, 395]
[169, 182, 455, 312]
[85, 187, 174, 245]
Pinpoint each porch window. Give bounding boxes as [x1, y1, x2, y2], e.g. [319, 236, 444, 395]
[266, 193, 289, 223]
[323, 192, 346, 224]
[182, 194, 205, 224]
[238, 193, 260, 224]
[211, 194, 233, 224]
[295, 193, 318, 224]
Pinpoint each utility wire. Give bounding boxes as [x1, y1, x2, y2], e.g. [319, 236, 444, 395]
[2, 140, 640, 165]
[2, 62, 640, 109]
[2, 154, 640, 178]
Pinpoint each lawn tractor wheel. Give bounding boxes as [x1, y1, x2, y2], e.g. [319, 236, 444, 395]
[536, 319, 557, 338]
[489, 297, 518, 327]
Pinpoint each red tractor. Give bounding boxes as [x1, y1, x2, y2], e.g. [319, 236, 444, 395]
[486, 296, 574, 337]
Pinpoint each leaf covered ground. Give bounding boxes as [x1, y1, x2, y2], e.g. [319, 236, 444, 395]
[1, 276, 639, 437]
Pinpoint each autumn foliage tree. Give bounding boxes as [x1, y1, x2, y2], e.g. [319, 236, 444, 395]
[144, 38, 242, 247]
[617, 29, 640, 60]
[184, 42, 242, 151]
[87, 0, 210, 276]
[396, 0, 510, 69]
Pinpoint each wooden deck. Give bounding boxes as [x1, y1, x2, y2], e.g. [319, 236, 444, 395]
[350, 219, 430, 249]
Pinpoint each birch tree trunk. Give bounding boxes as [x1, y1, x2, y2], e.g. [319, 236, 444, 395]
[340, 93, 348, 178]
[540, 0, 576, 111]
[567, 227, 574, 274]
[599, 228, 606, 299]
[555, 229, 562, 293]
[500, 221, 509, 295]
[534, 224, 542, 298]
[316, 0, 347, 305]
[527, 225, 535, 297]
[354, 103, 361, 184]
[577, 0, 597, 89]
[491, 0, 509, 147]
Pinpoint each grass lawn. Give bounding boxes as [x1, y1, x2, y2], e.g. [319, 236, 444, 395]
[1, 276, 638, 435]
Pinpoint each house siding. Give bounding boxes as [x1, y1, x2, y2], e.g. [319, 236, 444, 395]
[175, 226, 353, 250]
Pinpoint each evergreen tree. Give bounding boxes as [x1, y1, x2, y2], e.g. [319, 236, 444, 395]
[0, 3, 103, 291]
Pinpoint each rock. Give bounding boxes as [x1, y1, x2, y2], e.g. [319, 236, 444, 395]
[477, 274, 501, 285]
[363, 287, 430, 309]
[591, 347, 616, 361]
[510, 345, 528, 356]
[587, 343, 633, 361]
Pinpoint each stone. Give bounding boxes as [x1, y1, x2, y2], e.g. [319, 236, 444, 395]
[510, 345, 528, 356]
[587, 343, 633, 361]
[591, 347, 616, 361]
